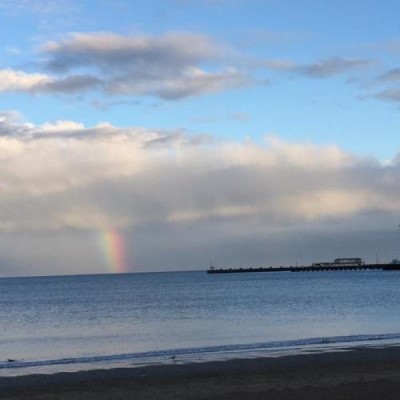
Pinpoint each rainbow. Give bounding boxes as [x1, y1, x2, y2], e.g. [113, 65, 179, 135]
[99, 229, 128, 273]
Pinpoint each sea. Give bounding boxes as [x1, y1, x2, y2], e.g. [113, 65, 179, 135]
[1, 270, 400, 376]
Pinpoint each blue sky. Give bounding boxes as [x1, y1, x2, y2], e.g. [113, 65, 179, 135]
[1, 0, 399, 158]
[0, 0, 400, 276]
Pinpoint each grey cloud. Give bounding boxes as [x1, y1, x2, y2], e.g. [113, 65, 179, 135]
[373, 88, 400, 103]
[37, 32, 250, 99]
[43, 33, 219, 72]
[141, 131, 211, 148]
[361, 68, 400, 104]
[109, 69, 250, 100]
[0, 33, 250, 100]
[298, 57, 372, 78]
[35, 74, 102, 93]
[0, 114, 210, 146]
[25, 68, 249, 99]
[0, 111, 30, 136]
[377, 68, 400, 83]
[0, 32, 377, 101]
[266, 57, 373, 78]
[370, 68, 400, 102]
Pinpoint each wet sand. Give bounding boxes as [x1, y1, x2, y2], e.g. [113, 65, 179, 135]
[2, 346, 400, 399]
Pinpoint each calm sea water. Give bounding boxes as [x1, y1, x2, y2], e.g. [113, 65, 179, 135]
[1, 270, 400, 376]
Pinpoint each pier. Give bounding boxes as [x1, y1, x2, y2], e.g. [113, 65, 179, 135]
[207, 258, 400, 274]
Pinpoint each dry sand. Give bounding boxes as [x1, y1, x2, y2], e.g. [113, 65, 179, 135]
[2, 346, 400, 399]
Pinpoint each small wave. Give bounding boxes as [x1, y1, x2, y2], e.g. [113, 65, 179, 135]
[2, 332, 400, 372]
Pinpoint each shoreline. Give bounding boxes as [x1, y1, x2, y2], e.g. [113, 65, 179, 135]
[2, 346, 400, 399]
[3, 332, 400, 378]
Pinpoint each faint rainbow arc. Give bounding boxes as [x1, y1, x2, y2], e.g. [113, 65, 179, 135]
[99, 229, 128, 273]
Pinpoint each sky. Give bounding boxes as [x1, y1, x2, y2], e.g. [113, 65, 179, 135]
[1, 0, 400, 277]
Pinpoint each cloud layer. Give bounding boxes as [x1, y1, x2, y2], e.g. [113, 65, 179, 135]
[1, 111, 400, 274]
[1, 111, 399, 231]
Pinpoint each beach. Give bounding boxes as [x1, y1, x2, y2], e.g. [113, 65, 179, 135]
[2, 346, 400, 399]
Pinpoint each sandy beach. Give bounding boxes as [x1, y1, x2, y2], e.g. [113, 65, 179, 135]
[1, 346, 400, 399]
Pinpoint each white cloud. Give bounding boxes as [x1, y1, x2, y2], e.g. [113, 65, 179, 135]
[40, 120, 85, 132]
[0, 113, 398, 232]
[0, 69, 50, 91]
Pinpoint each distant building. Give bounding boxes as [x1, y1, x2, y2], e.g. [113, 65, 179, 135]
[312, 258, 363, 268]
